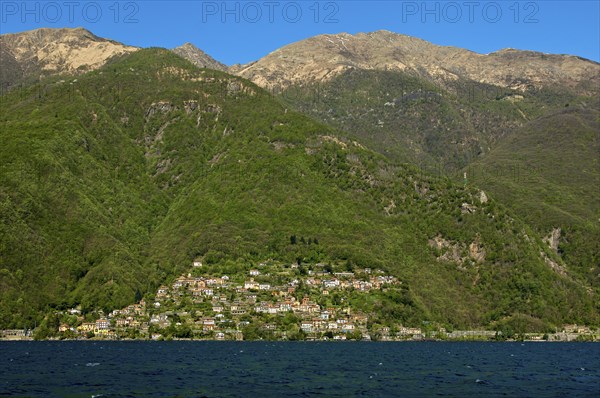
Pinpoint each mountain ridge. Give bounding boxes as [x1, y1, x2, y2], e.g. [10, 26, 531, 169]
[3, 27, 599, 95]
[232, 30, 600, 93]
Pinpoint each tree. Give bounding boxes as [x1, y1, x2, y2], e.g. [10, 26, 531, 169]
[345, 260, 354, 272]
[287, 328, 306, 341]
[282, 312, 299, 326]
[174, 325, 192, 339]
[498, 326, 514, 340]
[298, 264, 307, 276]
[242, 324, 261, 340]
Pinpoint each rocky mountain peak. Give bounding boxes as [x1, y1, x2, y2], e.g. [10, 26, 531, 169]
[172, 43, 227, 72]
[0, 27, 138, 91]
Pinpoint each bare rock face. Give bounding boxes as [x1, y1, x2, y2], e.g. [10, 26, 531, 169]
[429, 235, 465, 264]
[479, 191, 489, 204]
[172, 43, 227, 72]
[145, 101, 178, 121]
[469, 237, 486, 263]
[543, 227, 562, 252]
[541, 251, 567, 276]
[429, 234, 486, 265]
[234, 30, 600, 93]
[461, 203, 477, 214]
[0, 27, 138, 91]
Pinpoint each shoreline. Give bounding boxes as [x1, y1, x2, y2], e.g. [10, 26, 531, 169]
[2, 337, 599, 343]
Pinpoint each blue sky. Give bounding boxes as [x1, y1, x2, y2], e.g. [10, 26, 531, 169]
[1, 1, 598, 65]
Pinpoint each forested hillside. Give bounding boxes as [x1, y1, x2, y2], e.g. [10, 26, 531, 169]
[1, 49, 597, 331]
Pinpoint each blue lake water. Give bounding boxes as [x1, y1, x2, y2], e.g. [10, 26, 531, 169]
[1, 341, 599, 397]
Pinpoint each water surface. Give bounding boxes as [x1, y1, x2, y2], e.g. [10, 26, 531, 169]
[1, 341, 598, 397]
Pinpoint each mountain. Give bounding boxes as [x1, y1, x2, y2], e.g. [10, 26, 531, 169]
[231, 30, 600, 285]
[0, 27, 138, 92]
[232, 31, 599, 171]
[1, 47, 596, 331]
[172, 43, 228, 71]
[233, 30, 599, 93]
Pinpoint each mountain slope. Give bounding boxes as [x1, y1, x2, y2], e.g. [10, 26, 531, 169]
[1, 48, 597, 331]
[467, 106, 600, 288]
[277, 68, 532, 170]
[0, 27, 138, 92]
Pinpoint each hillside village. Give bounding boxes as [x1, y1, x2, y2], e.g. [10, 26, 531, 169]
[2, 260, 598, 342]
[67, 260, 409, 341]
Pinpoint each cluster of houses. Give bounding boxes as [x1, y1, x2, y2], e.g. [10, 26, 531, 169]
[3, 261, 598, 341]
[140, 262, 408, 340]
[53, 261, 420, 340]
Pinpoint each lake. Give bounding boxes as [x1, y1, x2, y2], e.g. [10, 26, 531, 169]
[1, 341, 599, 397]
